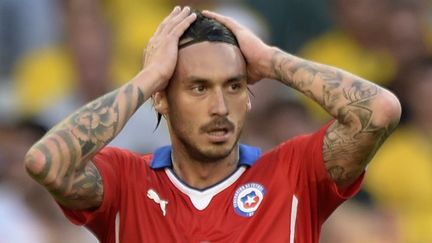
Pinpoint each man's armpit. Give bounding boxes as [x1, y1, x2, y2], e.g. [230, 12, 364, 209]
[52, 161, 104, 210]
[322, 121, 389, 188]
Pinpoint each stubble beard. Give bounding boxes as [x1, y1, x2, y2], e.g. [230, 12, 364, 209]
[173, 123, 243, 164]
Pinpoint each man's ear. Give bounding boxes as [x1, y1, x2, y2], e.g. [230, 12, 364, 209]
[247, 95, 252, 111]
[153, 91, 169, 115]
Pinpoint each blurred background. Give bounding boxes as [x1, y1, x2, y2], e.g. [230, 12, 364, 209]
[0, 0, 431, 242]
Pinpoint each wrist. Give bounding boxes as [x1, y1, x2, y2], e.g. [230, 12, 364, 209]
[131, 68, 165, 100]
[266, 47, 296, 82]
[258, 46, 280, 80]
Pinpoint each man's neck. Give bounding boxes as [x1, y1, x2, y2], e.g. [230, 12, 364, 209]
[171, 146, 239, 190]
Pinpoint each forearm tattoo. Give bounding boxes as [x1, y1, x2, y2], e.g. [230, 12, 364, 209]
[26, 83, 145, 205]
[271, 50, 398, 186]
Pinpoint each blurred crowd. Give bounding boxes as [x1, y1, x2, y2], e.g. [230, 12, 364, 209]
[0, 0, 431, 242]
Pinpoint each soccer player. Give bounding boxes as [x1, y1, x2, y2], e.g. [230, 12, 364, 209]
[24, 7, 401, 243]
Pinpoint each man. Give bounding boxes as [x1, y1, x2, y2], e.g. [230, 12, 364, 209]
[24, 7, 401, 243]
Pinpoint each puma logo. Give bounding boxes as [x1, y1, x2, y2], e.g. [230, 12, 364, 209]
[147, 189, 168, 216]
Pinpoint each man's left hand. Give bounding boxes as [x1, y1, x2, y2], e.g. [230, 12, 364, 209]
[203, 10, 275, 84]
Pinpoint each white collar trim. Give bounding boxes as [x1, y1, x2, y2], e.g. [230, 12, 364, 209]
[164, 166, 246, 210]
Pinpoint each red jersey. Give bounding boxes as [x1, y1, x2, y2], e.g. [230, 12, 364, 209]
[59, 124, 363, 243]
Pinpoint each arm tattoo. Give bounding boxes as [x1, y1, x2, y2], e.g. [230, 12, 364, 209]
[27, 83, 145, 207]
[323, 120, 396, 185]
[271, 49, 399, 186]
[52, 162, 103, 208]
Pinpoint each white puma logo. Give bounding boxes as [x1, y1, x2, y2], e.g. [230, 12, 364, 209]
[147, 189, 168, 216]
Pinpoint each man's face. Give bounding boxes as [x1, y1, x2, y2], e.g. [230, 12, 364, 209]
[161, 42, 249, 162]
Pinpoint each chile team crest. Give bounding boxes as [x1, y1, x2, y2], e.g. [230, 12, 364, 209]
[233, 183, 266, 217]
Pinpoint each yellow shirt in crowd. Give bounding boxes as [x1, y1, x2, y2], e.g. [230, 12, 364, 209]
[365, 126, 432, 243]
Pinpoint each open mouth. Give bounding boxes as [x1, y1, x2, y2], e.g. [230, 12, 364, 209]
[206, 128, 231, 142]
[208, 128, 228, 136]
[201, 117, 235, 143]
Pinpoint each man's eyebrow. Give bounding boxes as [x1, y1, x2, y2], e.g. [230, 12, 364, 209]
[226, 74, 247, 82]
[186, 74, 247, 83]
[186, 76, 209, 83]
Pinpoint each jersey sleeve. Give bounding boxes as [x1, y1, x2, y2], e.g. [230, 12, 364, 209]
[57, 147, 125, 237]
[278, 121, 364, 220]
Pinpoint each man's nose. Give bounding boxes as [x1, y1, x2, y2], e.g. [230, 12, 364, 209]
[210, 88, 229, 116]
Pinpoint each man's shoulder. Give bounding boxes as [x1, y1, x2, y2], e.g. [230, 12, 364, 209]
[263, 133, 316, 155]
[256, 123, 331, 163]
[95, 146, 154, 168]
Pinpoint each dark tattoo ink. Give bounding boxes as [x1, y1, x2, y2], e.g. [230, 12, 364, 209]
[270, 49, 399, 186]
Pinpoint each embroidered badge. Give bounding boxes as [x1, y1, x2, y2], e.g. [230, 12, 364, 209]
[147, 189, 168, 216]
[233, 183, 266, 217]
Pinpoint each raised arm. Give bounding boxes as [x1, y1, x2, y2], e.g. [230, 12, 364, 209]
[269, 51, 401, 189]
[203, 11, 401, 189]
[24, 7, 197, 210]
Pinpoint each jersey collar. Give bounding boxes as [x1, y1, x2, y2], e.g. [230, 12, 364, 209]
[150, 144, 261, 169]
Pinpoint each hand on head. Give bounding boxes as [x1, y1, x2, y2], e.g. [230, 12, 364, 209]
[143, 7, 274, 94]
[143, 6, 197, 92]
[202, 10, 274, 84]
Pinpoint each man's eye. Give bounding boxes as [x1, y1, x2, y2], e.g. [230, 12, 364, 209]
[229, 83, 242, 92]
[192, 85, 207, 94]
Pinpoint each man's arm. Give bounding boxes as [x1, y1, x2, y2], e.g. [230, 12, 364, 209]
[25, 77, 149, 210]
[270, 51, 401, 189]
[203, 11, 401, 189]
[24, 6, 197, 210]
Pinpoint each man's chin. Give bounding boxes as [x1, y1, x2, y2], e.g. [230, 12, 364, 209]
[196, 143, 236, 162]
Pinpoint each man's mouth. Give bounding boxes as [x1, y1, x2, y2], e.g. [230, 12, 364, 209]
[201, 117, 235, 143]
[208, 128, 229, 136]
[201, 117, 234, 133]
[206, 128, 232, 142]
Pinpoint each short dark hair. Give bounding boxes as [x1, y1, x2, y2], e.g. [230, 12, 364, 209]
[155, 10, 239, 129]
[179, 10, 238, 49]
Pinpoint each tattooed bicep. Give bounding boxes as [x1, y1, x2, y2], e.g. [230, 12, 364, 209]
[74, 161, 103, 203]
[322, 120, 390, 188]
[53, 161, 104, 210]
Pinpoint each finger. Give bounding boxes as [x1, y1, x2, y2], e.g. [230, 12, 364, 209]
[155, 6, 182, 35]
[171, 12, 197, 37]
[202, 10, 241, 32]
[163, 6, 192, 34]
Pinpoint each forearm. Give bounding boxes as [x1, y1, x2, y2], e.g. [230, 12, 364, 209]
[25, 70, 155, 189]
[269, 48, 400, 127]
[269, 49, 401, 187]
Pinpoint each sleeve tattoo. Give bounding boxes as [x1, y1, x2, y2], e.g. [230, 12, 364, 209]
[26, 83, 145, 208]
[271, 50, 400, 187]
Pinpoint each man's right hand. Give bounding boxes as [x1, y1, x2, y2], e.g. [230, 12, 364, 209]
[202, 10, 274, 84]
[24, 5, 197, 211]
[143, 6, 196, 93]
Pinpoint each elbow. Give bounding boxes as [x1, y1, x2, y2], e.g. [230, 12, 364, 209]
[24, 147, 46, 180]
[374, 89, 402, 130]
[24, 147, 58, 188]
